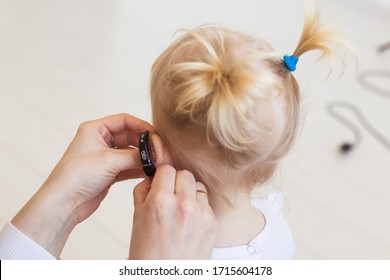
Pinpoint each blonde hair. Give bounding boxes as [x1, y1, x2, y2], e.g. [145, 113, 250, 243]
[150, 0, 354, 200]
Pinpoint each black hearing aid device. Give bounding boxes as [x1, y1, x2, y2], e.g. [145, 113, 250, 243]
[139, 131, 156, 176]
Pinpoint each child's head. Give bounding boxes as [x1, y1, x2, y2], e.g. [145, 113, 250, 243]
[150, 0, 353, 200]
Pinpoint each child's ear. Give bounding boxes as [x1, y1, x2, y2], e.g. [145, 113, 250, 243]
[151, 134, 174, 167]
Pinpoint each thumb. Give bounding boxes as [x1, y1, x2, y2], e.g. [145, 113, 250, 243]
[133, 178, 152, 210]
[106, 148, 141, 172]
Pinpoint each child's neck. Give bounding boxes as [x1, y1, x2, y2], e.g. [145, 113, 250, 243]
[209, 190, 265, 248]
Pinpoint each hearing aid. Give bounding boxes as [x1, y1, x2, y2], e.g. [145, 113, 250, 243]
[139, 131, 156, 176]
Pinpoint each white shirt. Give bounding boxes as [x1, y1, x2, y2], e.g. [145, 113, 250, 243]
[211, 193, 295, 260]
[0, 193, 294, 260]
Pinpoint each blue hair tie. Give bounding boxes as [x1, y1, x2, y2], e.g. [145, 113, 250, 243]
[283, 55, 299, 72]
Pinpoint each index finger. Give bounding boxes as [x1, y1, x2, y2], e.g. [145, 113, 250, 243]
[100, 113, 153, 134]
[149, 165, 176, 195]
[91, 113, 153, 147]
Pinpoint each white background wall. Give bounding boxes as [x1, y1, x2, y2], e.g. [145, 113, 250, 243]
[0, 0, 389, 259]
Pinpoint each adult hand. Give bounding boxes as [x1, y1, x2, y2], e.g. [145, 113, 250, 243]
[12, 113, 152, 258]
[129, 165, 218, 259]
[48, 113, 153, 223]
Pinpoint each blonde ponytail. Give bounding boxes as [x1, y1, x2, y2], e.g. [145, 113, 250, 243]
[292, 0, 356, 67]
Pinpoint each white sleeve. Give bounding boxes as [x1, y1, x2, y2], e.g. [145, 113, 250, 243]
[0, 222, 56, 260]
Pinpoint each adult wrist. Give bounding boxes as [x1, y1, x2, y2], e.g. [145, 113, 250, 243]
[11, 184, 77, 258]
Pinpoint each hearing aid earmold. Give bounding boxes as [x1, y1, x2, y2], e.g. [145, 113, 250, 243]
[139, 131, 156, 176]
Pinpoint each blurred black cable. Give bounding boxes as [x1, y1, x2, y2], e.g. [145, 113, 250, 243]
[326, 101, 390, 153]
[326, 42, 390, 153]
